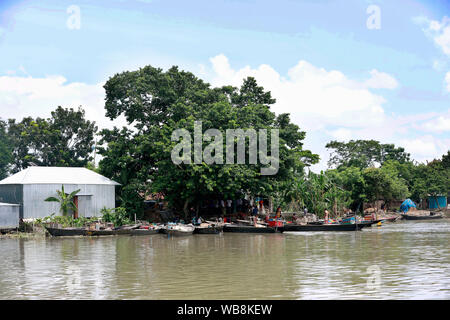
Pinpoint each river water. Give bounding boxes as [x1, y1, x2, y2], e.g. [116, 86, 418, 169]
[0, 219, 449, 300]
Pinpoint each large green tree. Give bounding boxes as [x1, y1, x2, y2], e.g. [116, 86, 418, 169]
[0, 120, 13, 180]
[99, 66, 318, 218]
[326, 139, 410, 169]
[7, 106, 97, 173]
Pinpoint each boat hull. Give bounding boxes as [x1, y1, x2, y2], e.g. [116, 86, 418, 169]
[160, 228, 194, 236]
[223, 224, 281, 233]
[357, 220, 382, 228]
[402, 214, 443, 220]
[130, 229, 161, 236]
[282, 223, 365, 232]
[45, 227, 133, 237]
[194, 226, 223, 234]
[45, 227, 87, 236]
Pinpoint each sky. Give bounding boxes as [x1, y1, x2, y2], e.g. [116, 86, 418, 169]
[0, 0, 449, 171]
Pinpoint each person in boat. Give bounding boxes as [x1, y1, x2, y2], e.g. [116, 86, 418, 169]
[275, 207, 282, 219]
[303, 207, 308, 216]
[324, 209, 330, 224]
[292, 212, 298, 223]
[251, 206, 259, 225]
[189, 206, 195, 217]
[197, 216, 203, 225]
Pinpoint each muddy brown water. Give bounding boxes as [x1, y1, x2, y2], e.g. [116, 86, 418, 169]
[0, 219, 449, 299]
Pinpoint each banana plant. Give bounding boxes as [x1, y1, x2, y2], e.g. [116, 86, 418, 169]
[44, 185, 81, 217]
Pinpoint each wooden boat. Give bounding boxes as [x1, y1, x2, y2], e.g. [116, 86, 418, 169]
[401, 213, 443, 220]
[380, 216, 400, 223]
[222, 223, 282, 233]
[160, 224, 195, 237]
[45, 227, 87, 237]
[130, 228, 161, 236]
[357, 219, 383, 228]
[281, 223, 365, 232]
[307, 221, 323, 225]
[45, 226, 133, 237]
[193, 225, 223, 234]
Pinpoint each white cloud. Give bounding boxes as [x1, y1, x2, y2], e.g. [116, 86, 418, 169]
[364, 69, 398, 89]
[415, 16, 450, 93]
[329, 128, 353, 141]
[0, 74, 125, 130]
[416, 16, 450, 56]
[399, 135, 450, 161]
[445, 71, 450, 92]
[421, 111, 450, 133]
[209, 54, 389, 131]
[207, 54, 449, 169]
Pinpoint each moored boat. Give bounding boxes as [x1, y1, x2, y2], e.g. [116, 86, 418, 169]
[401, 213, 443, 220]
[160, 223, 195, 236]
[130, 228, 161, 235]
[45, 226, 134, 237]
[357, 219, 383, 228]
[281, 223, 365, 232]
[222, 223, 282, 233]
[45, 227, 87, 237]
[193, 224, 223, 234]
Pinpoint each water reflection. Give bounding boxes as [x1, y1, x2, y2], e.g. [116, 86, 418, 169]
[0, 220, 449, 299]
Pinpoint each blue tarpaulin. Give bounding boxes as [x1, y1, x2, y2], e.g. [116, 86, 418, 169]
[400, 199, 416, 213]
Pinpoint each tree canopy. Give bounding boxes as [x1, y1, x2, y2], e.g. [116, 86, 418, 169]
[6, 106, 97, 173]
[0, 120, 12, 180]
[326, 139, 410, 169]
[98, 66, 318, 217]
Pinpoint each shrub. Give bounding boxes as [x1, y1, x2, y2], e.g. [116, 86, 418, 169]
[100, 207, 132, 226]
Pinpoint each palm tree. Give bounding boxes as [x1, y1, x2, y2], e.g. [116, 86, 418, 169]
[45, 185, 81, 217]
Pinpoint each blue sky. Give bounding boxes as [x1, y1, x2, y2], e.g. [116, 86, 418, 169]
[0, 0, 449, 170]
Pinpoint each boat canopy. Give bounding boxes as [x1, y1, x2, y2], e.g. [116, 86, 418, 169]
[400, 199, 416, 213]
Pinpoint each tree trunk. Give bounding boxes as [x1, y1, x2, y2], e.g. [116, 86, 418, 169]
[434, 195, 441, 209]
[183, 199, 189, 221]
[268, 196, 273, 214]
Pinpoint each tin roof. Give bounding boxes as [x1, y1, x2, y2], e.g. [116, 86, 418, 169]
[0, 202, 20, 206]
[0, 167, 120, 186]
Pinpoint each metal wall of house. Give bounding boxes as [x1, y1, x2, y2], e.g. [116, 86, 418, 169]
[22, 184, 116, 219]
[0, 185, 24, 218]
[0, 204, 20, 229]
[428, 196, 448, 209]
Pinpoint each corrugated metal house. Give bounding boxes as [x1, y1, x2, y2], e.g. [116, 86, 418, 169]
[428, 195, 448, 209]
[0, 167, 120, 219]
[0, 202, 20, 229]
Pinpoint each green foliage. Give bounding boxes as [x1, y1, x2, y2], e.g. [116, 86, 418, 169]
[0, 120, 12, 180]
[44, 185, 80, 217]
[326, 139, 410, 169]
[99, 66, 318, 218]
[38, 214, 98, 228]
[100, 207, 132, 226]
[6, 106, 97, 173]
[274, 170, 351, 218]
[362, 166, 409, 205]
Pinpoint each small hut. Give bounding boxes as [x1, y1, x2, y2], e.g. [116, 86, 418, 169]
[0, 202, 20, 230]
[0, 167, 120, 219]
